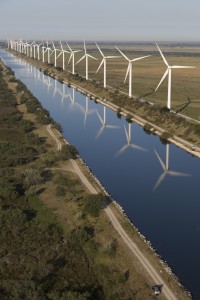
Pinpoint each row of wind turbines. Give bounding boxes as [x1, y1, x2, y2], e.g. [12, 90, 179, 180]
[8, 39, 196, 109]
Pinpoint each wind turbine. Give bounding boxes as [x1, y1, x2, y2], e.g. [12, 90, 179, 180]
[67, 43, 82, 74]
[153, 144, 190, 191]
[96, 43, 119, 88]
[30, 41, 35, 58]
[76, 41, 97, 80]
[60, 41, 70, 70]
[44, 41, 52, 64]
[96, 106, 119, 139]
[115, 47, 151, 97]
[35, 42, 42, 60]
[52, 41, 63, 67]
[116, 123, 147, 156]
[155, 44, 195, 110]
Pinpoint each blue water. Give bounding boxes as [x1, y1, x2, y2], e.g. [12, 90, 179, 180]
[1, 50, 200, 298]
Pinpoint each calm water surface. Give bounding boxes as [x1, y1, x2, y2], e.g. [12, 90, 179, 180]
[1, 50, 200, 298]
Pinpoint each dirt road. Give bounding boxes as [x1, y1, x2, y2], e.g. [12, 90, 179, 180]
[47, 124, 180, 300]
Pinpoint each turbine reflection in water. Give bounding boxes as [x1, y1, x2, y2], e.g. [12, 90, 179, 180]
[115, 122, 147, 156]
[96, 106, 120, 139]
[78, 96, 96, 127]
[153, 143, 191, 191]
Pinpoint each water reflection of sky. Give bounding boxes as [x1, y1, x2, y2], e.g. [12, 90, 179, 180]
[1, 50, 200, 299]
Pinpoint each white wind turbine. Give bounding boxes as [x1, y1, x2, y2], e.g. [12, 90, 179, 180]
[44, 41, 52, 64]
[153, 144, 190, 191]
[60, 41, 70, 71]
[67, 43, 82, 74]
[76, 41, 97, 80]
[36, 43, 42, 60]
[96, 43, 119, 88]
[96, 106, 119, 139]
[155, 44, 195, 110]
[52, 41, 63, 67]
[116, 123, 147, 156]
[115, 47, 151, 97]
[30, 41, 35, 57]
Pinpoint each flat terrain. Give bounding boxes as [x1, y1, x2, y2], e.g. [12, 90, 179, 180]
[0, 52, 192, 299]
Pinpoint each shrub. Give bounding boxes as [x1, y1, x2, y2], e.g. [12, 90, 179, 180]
[83, 194, 104, 217]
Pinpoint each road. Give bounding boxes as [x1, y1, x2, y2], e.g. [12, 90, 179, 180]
[47, 124, 179, 300]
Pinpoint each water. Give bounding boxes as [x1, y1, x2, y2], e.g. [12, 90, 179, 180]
[1, 50, 200, 298]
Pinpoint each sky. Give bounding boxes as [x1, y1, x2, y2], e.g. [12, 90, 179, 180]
[0, 0, 200, 42]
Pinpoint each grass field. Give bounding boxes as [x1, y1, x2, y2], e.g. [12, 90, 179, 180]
[40, 42, 200, 119]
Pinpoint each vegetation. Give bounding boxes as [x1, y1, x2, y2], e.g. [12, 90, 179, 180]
[2, 51, 191, 300]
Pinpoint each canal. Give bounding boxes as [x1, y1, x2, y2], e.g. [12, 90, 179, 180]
[1, 50, 200, 299]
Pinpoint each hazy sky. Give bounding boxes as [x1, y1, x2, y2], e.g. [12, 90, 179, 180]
[0, 0, 200, 41]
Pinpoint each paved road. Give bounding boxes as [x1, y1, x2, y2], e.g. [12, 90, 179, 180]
[47, 124, 179, 300]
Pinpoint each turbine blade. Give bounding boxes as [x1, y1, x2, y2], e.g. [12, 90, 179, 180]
[68, 53, 72, 65]
[155, 69, 168, 91]
[76, 55, 85, 65]
[124, 64, 130, 83]
[84, 41, 86, 53]
[106, 125, 120, 129]
[130, 144, 147, 152]
[156, 43, 169, 67]
[67, 43, 72, 52]
[154, 148, 166, 171]
[87, 54, 98, 60]
[96, 59, 104, 73]
[124, 124, 129, 143]
[115, 145, 129, 157]
[96, 126, 104, 139]
[153, 172, 166, 191]
[131, 55, 151, 62]
[106, 56, 120, 59]
[95, 43, 104, 57]
[115, 46, 129, 61]
[96, 110, 103, 125]
[171, 65, 196, 69]
[168, 171, 191, 177]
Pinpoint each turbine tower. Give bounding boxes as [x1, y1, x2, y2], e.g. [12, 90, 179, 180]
[76, 41, 97, 80]
[96, 43, 119, 88]
[155, 44, 195, 110]
[153, 144, 190, 191]
[67, 43, 82, 74]
[116, 47, 150, 98]
[116, 123, 147, 156]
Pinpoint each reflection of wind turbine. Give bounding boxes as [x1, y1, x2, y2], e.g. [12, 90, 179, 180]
[155, 44, 195, 109]
[96, 106, 119, 139]
[153, 144, 190, 191]
[67, 43, 82, 74]
[60, 84, 71, 103]
[78, 96, 96, 126]
[96, 43, 119, 88]
[76, 41, 97, 80]
[115, 47, 150, 97]
[116, 123, 147, 156]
